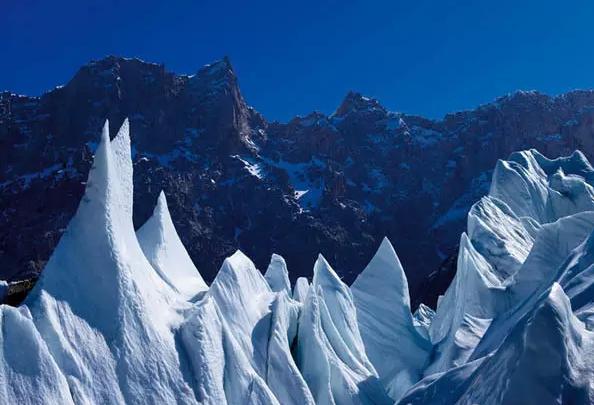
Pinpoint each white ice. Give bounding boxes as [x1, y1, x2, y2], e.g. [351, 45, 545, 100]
[2, 133, 594, 405]
[137, 191, 208, 299]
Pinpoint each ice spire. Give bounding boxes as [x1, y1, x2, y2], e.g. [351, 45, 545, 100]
[28, 119, 122, 332]
[264, 253, 291, 295]
[208, 251, 275, 376]
[297, 254, 392, 404]
[293, 277, 310, 303]
[351, 237, 431, 401]
[24, 119, 196, 404]
[137, 191, 208, 299]
[110, 117, 133, 217]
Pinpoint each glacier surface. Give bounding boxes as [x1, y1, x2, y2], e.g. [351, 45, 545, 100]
[1, 121, 593, 404]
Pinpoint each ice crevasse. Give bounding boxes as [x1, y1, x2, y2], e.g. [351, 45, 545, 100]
[0, 121, 593, 404]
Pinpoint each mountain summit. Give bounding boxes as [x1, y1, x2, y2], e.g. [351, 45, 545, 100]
[333, 91, 387, 117]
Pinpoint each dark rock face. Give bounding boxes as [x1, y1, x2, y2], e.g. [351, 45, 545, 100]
[412, 247, 458, 310]
[3, 56, 594, 302]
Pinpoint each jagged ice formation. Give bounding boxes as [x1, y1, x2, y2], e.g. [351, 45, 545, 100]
[1, 122, 593, 404]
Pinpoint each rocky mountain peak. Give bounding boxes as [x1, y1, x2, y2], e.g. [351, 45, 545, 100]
[71, 56, 168, 88]
[195, 56, 235, 79]
[188, 56, 238, 97]
[7, 56, 594, 308]
[185, 57, 259, 152]
[333, 91, 386, 117]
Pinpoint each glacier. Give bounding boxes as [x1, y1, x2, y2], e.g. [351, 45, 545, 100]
[0, 122, 593, 404]
[137, 190, 208, 300]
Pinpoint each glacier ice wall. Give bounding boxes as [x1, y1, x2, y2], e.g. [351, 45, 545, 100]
[1, 122, 593, 405]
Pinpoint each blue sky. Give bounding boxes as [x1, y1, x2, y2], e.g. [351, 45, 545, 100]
[3, 0, 594, 121]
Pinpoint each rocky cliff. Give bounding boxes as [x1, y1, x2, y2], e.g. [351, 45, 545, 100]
[2, 56, 594, 300]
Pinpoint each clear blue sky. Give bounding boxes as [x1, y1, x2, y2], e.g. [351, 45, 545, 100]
[3, 0, 594, 121]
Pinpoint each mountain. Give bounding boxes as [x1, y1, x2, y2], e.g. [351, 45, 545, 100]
[5, 56, 594, 303]
[1, 120, 593, 403]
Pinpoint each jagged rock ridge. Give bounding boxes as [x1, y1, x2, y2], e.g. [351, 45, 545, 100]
[5, 56, 594, 303]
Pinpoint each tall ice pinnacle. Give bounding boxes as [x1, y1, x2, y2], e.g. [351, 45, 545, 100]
[137, 191, 208, 299]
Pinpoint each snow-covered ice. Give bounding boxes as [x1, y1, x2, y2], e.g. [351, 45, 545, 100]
[265, 253, 292, 295]
[1, 128, 594, 405]
[293, 276, 310, 303]
[296, 255, 392, 404]
[351, 238, 431, 401]
[137, 191, 208, 299]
